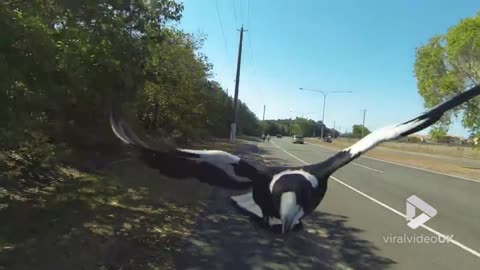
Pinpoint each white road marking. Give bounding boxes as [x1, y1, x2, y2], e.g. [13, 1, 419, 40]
[362, 156, 480, 183]
[306, 142, 480, 183]
[272, 140, 309, 164]
[352, 162, 384, 173]
[284, 141, 383, 173]
[270, 139, 480, 258]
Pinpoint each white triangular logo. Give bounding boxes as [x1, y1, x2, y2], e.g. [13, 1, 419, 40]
[406, 195, 437, 229]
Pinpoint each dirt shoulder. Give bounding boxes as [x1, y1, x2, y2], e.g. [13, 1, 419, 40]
[306, 138, 480, 181]
[0, 139, 236, 270]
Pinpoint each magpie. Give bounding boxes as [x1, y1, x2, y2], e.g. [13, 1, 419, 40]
[110, 84, 480, 234]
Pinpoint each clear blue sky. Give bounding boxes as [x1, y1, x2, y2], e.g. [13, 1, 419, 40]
[177, 0, 479, 138]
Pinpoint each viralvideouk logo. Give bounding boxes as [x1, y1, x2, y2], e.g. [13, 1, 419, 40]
[406, 195, 437, 229]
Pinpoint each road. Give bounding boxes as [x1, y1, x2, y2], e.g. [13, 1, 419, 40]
[175, 138, 480, 270]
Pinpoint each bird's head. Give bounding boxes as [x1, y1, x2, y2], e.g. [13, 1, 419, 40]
[279, 191, 305, 234]
[271, 171, 315, 234]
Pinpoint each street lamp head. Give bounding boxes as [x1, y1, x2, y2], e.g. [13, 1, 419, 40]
[329, 90, 353, 94]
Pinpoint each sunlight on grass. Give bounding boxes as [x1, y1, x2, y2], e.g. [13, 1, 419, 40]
[84, 222, 115, 237]
[0, 166, 201, 269]
[0, 140, 239, 269]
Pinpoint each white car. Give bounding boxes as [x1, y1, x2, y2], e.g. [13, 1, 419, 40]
[292, 135, 304, 144]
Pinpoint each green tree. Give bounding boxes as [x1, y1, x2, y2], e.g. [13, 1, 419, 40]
[260, 118, 335, 137]
[0, 0, 261, 174]
[237, 101, 261, 136]
[429, 127, 448, 143]
[352, 125, 371, 138]
[414, 12, 480, 139]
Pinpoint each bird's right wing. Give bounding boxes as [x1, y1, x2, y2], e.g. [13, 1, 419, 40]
[110, 112, 270, 190]
[307, 84, 480, 178]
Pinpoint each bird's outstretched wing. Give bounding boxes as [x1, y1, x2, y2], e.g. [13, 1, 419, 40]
[110, 112, 269, 190]
[307, 84, 480, 178]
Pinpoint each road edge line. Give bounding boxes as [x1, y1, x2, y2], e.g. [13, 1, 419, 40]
[306, 142, 480, 183]
[270, 140, 480, 258]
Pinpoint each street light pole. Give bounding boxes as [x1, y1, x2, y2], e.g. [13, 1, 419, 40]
[333, 120, 336, 138]
[321, 93, 326, 139]
[298, 88, 352, 139]
[262, 105, 266, 135]
[361, 109, 367, 138]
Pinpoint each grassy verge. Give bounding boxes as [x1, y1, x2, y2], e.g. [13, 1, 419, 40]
[322, 137, 480, 160]
[306, 138, 480, 181]
[0, 140, 236, 270]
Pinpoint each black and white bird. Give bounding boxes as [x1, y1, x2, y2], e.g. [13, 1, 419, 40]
[110, 84, 480, 234]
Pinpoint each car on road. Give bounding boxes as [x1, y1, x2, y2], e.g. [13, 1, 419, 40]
[323, 136, 332, 143]
[276, 134, 282, 138]
[292, 135, 304, 144]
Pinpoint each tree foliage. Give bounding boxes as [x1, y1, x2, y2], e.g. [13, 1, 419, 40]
[260, 118, 339, 138]
[0, 0, 260, 170]
[352, 125, 371, 138]
[414, 12, 480, 138]
[429, 126, 448, 143]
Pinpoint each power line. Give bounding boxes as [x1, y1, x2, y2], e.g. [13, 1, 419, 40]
[215, 0, 229, 58]
[247, 33, 255, 67]
[245, 31, 265, 110]
[232, 1, 264, 121]
[243, 33, 253, 67]
[243, 9, 265, 116]
[247, 0, 250, 27]
[240, 0, 244, 23]
[232, 0, 238, 25]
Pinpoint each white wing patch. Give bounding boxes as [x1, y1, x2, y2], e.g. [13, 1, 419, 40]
[231, 192, 263, 218]
[346, 118, 428, 156]
[230, 192, 298, 226]
[270, 169, 319, 191]
[178, 149, 251, 183]
[179, 149, 241, 163]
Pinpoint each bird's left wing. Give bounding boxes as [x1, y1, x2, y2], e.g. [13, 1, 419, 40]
[110, 112, 269, 190]
[306, 84, 480, 178]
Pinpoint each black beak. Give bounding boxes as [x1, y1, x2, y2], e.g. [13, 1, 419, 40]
[281, 216, 295, 234]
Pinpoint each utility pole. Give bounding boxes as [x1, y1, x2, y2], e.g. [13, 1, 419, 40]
[361, 109, 367, 138]
[321, 95, 326, 139]
[262, 105, 266, 121]
[262, 105, 266, 134]
[333, 120, 336, 138]
[230, 25, 247, 143]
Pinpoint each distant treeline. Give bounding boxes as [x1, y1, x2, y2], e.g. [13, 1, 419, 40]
[260, 119, 376, 139]
[260, 118, 340, 137]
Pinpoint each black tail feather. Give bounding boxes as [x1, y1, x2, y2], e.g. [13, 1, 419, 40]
[109, 111, 150, 148]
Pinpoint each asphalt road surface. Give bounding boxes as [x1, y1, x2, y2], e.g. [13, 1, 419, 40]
[175, 138, 480, 270]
